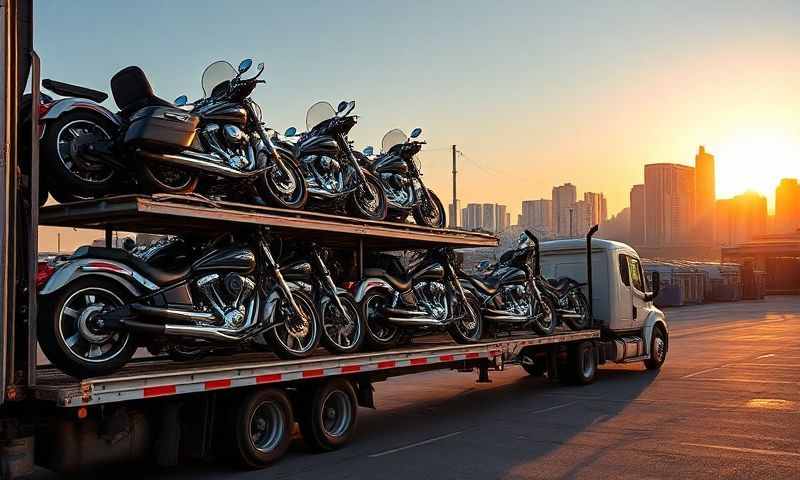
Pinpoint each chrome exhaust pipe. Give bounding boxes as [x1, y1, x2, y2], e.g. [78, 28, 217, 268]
[385, 316, 448, 327]
[483, 314, 528, 323]
[131, 304, 217, 323]
[382, 307, 429, 317]
[558, 312, 584, 319]
[138, 149, 267, 179]
[162, 323, 253, 342]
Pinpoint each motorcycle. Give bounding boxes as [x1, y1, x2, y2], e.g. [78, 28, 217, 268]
[352, 248, 483, 349]
[37, 228, 321, 378]
[281, 100, 387, 220]
[34, 58, 307, 209]
[280, 242, 365, 354]
[361, 128, 446, 228]
[460, 230, 558, 337]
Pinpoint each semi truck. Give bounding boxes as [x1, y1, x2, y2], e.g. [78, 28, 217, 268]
[0, 1, 668, 477]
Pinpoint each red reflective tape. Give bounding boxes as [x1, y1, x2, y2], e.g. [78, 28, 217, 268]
[439, 355, 455, 362]
[341, 365, 361, 373]
[256, 373, 282, 383]
[143, 385, 176, 397]
[410, 358, 427, 366]
[465, 352, 480, 359]
[204, 379, 231, 390]
[490, 350, 502, 357]
[377, 361, 396, 369]
[303, 369, 325, 378]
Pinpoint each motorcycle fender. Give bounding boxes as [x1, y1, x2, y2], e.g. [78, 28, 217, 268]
[352, 278, 393, 303]
[40, 260, 148, 297]
[41, 97, 123, 127]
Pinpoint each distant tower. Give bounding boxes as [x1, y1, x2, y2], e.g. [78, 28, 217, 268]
[644, 163, 695, 245]
[694, 146, 716, 243]
[776, 179, 800, 233]
[630, 184, 646, 245]
[552, 183, 577, 238]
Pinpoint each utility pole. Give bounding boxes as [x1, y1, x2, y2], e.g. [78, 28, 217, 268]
[452, 145, 457, 228]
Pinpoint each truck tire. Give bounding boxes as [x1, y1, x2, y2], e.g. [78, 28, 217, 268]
[644, 325, 667, 370]
[298, 378, 359, 452]
[563, 341, 597, 385]
[230, 387, 293, 469]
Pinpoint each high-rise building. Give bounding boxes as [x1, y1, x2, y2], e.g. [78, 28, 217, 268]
[448, 199, 461, 229]
[644, 163, 695, 245]
[776, 178, 800, 233]
[694, 146, 716, 242]
[552, 183, 577, 237]
[463, 203, 483, 231]
[494, 204, 508, 232]
[505, 212, 511, 230]
[571, 200, 592, 235]
[482, 203, 495, 232]
[716, 192, 768, 246]
[520, 199, 553, 233]
[583, 192, 607, 226]
[630, 184, 646, 245]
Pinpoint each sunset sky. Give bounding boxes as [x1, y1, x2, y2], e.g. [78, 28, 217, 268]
[35, 1, 800, 249]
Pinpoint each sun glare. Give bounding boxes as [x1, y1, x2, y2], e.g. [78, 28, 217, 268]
[714, 129, 800, 207]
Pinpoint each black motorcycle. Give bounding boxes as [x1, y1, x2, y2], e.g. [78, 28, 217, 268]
[37, 228, 321, 378]
[280, 242, 365, 354]
[281, 101, 387, 220]
[352, 248, 483, 348]
[33, 58, 307, 208]
[461, 230, 559, 336]
[361, 128, 446, 227]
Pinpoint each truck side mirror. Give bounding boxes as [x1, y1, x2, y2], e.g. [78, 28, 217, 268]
[645, 271, 660, 302]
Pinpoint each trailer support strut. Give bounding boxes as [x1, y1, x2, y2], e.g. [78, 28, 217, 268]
[477, 358, 491, 383]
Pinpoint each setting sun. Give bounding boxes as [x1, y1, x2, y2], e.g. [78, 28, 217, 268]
[714, 128, 800, 209]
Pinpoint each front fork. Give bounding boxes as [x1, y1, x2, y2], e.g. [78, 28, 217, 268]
[338, 133, 373, 200]
[311, 247, 350, 322]
[446, 262, 471, 319]
[260, 239, 306, 324]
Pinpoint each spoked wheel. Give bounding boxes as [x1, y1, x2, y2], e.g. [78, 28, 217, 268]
[447, 291, 483, 344]
[139, 161, 198, 194]
[230, 387, 293, 468]
[264, 290, 321, 359]
[562, 290, 591, 330]
[320, 293, 365, 354]
[42, 111, 117, 197]
[531, 296, 557, 336]
[258, 153, 308, 209]
[361, 289, 401, 349]
[349, 171, 387, 220]
[38, 279, 137, 378]
[412, 189, 446, 228]
[298, 378, 359, 452]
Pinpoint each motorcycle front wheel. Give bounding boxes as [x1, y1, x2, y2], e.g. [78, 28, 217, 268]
[562, 289, 591, 330]
[412, 189, 446, 228]
[263, 289, 321, 359]
[257, 154, 308, 210]
[349, 171, 387, 221]
[447, 291, 483, 344]
[531, 296, 558, 336]
[320, 293, 365, 354]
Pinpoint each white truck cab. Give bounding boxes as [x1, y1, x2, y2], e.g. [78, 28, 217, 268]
[538, 238, 668, 368]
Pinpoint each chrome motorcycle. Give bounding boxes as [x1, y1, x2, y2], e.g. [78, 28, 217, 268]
[362, 128, 446, 228]
[281, 101, 387, 220]
[37, 228, 320, 378]
[281, 242, 365, 354]
[353, 248, 483, 349]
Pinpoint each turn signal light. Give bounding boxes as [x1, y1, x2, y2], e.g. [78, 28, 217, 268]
[36, 261, 56, 290]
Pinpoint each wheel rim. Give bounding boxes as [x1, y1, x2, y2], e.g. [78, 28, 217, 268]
[145, 162, 194, 190]
[320, 390, 352, 438]
[268, 162, 302, 203]
[420, 196, 443, 227]
[57, 287, 130, 364]
[581, 347, 595, 378]
[456, 299, 480, 340]
[322, 297, 361, 350]
[249, 400, 286, 453]
[537, 301, 554, 331]
[273, 295, 317, 354]
[571, 293, 588, 327]
[365, 294, 398, 343]
[356, 178, 382, 216]
[56, 119, 114, 184]
[653, 334, 666, 363]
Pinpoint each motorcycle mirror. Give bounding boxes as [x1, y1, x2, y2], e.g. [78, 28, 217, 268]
[337, 101, 349, 113]
[174, 95, 188, 106]
[284, 126, 297, 137]
[257, 62, 265, 71]
[363, 146, 374, 156]
[476, 260, 490, 271]
[410, 127, 422, 138]
[238, 58, 253, 74]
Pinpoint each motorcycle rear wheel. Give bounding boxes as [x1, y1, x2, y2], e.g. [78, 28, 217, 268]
[412, 189, 446, 228]
[562, 290, 591, 330]
[361, 289, 401, 349]
[138, 160, 198, 194]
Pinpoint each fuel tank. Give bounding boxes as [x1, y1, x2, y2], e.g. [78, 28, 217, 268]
[196, 101, 247, 125]
[372, 153, 409, 175]
[487, 266, 526, 286]
[297, 134, 340, 159]
[192, 248, 256, 273]
[410, 262, 445, 282]
[280, 260, 313, 282]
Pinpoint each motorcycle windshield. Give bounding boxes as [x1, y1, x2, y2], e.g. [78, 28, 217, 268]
[306, 101, 336, 131]
[381, 129, 407, 153]
[201, 60, 237, 97]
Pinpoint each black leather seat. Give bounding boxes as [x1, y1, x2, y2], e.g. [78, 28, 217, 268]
[72, 246, 191, 286]
[110, 66, 175, 118]
[364, 268, 413, 291]
[465, 274, 502, 295]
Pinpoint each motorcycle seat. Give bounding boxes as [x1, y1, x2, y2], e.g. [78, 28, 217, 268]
[110, 66, 175, 118]
[464, 274, 501, 296]
[364, 268, 413, 291]
[72, 246, 191, 286]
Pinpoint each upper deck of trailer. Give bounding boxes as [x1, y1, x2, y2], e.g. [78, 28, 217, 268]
[39, 194, 499, 250]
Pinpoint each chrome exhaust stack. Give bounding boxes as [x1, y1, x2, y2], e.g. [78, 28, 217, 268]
[138, 149, 267, 179]
[126, 304, 259, 342]
[385, 316, 447, 327]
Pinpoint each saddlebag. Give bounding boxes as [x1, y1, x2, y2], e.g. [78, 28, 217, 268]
[124, 106, 199, 151]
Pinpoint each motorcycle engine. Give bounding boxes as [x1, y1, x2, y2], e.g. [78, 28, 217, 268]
[500, 284, 530, 316]
[201, 123, 254, 171]
[414, 281, 448, 320]
[196, 273, 256, 328]
[305, 155, 343, 192]
[380, 173, 412, 206]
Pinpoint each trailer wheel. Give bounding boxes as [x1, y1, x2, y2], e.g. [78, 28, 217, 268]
[645, 325, 668, 370]
[230, 388, 293, 469]
[298, 378, 359, 452]
[565, 341, 597, 385]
